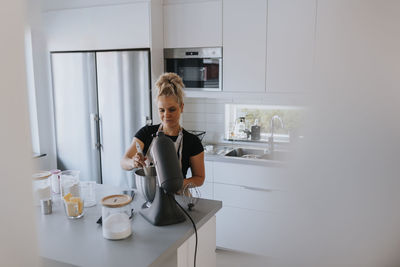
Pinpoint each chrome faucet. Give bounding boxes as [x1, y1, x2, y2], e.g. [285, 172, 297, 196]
[268, 115, 284, 153]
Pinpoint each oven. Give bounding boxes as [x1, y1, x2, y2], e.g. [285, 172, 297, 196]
[164, 47, 222, 91]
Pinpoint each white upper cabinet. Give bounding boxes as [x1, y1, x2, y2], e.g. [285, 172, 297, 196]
[266, 0, 317, 93]
[163, 1, 222, 48]
[43, 2, 151, 51]
[223, 0, 267, 93]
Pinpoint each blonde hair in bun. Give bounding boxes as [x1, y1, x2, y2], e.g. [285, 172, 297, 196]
[156, 72, 185, 106]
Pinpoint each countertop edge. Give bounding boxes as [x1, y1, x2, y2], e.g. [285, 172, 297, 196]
[205, 154, 286, 167]
[149, 199, 222, 267]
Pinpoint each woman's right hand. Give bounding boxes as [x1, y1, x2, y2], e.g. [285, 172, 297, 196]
[132, 152, 147, 168]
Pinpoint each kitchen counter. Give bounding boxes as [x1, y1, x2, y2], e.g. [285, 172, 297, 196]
[204, 143, 288, 167]
[37, 184, 222, 267]
[205, 152, 286, 167]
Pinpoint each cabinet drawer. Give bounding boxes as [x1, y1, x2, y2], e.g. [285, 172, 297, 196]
[213, 161, 288, 189]
[214, 182, 286, 212]
[216, 206, 283, 256]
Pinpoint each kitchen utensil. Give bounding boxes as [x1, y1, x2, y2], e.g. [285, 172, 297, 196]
[134, 167, 157, 208]
[40, 199, 52, 215]
[139, 132, 185, 226]
[50, 169, 61, 194]
[32, 171, 52, 206]
[101, 194, 133, 240]
[135, 142, 150, 176]
[182, 182, 201, 211]
[96, 208, 134, 225]
[80, 181, 96, 207]
[61, 170, 84, 219]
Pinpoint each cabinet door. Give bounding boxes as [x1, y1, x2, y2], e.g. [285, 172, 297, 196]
[205, 161, 213, 182]
[199, 182, 213, 200]
[223, 0, 267, 92]
[266, 0, 316, 93]
[214, 182, 287, 212]
[43, 3, 150, 51]
[216, 206, 283, 256]
[187, 161, 213, 199]
[163, 1, 222, 48]
[213, 161, 289, 190]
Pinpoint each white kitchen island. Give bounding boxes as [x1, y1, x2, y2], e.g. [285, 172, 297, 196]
[36, 184, 221, 267]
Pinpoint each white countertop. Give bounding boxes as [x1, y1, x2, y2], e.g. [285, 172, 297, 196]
[37, 184, 222, 267]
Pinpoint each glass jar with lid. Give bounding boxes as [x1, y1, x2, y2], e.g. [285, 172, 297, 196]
[32, 171, 52, 205]
[101, 194, 133, 240]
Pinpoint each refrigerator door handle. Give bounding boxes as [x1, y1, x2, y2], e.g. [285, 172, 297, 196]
[145, 116, 152, 125]
[90, 113, 101, 150]
[98, 114, 103, 150]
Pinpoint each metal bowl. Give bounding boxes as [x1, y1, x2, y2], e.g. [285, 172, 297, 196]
[134, 167, 157, 208]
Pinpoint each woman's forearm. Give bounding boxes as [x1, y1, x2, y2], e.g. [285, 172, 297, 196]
[183, 175, 205, 188]
[120, 156, 134, 171]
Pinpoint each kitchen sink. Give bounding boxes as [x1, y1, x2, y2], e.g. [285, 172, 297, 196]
[224, 148, 289, 161]
[225, 148, 266, 158]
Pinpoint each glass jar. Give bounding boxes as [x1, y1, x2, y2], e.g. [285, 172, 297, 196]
[101, 194, 133, 240]
[50, 169, 61, 194]
[32, 171, 52, 205]
[60, 170, 84, 219]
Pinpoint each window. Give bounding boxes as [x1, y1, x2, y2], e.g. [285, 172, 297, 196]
[225, 104, 304, 142]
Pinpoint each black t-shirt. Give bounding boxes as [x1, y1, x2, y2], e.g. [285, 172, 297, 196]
[135, 124, 204, 178]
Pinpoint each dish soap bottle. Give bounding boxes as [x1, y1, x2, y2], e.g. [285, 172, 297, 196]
[234, 117, 246, 139]
[250, 119, 261, 141]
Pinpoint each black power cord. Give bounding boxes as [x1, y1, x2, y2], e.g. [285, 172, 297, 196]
[174, 198, 198, 267]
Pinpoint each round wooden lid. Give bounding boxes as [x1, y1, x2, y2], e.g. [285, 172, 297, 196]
[101, 194, 132, 208]
[32, 171, 52, 180]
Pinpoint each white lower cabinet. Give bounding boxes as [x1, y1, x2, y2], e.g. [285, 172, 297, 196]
[211, 160, 289, 256]
[187, 161, 214, 200]
[213, 161, 288, 190]
[199, 182, 213, 200]
[216, 206, 282, 256]
[214, 182, 286, 213]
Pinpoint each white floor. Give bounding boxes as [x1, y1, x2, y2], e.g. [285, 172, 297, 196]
[216, 248, 269, 267]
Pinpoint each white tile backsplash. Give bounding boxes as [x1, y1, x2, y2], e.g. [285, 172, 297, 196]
[183, 102, 206, 113]
[205, 103, 225, 113]
[206, 113, 225, 123]
[183, 121, 207, 132]
[183, 112, 207, 123]
[182, 97, 230, 143]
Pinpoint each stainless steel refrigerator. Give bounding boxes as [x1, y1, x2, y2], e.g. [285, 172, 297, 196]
[50, 50, 151, 187]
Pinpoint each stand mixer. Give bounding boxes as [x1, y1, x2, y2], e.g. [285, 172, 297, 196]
[139, 132, 186, 226]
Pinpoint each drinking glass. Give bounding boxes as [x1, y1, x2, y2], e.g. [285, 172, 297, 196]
[80, 181, 96, 207]
[60, 170, 84, 219]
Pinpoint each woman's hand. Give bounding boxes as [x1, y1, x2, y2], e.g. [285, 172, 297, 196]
[121, 138, 146, 171]
[133, 152, 147, 168]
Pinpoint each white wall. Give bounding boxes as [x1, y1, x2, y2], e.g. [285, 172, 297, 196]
[31, 1, 155, 170]
[28, 0, 57, 170]
[273, 1, 400, 266]
[149, 0, 165, 125]
[182, 98, 228, 144]
[0, 0, 39, 266]
[41, 0, 150, 11]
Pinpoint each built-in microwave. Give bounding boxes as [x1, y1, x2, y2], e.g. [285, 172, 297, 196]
[164, 47, 222, 91]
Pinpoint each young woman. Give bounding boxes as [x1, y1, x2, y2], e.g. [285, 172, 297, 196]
[121, 72, 205, 188]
